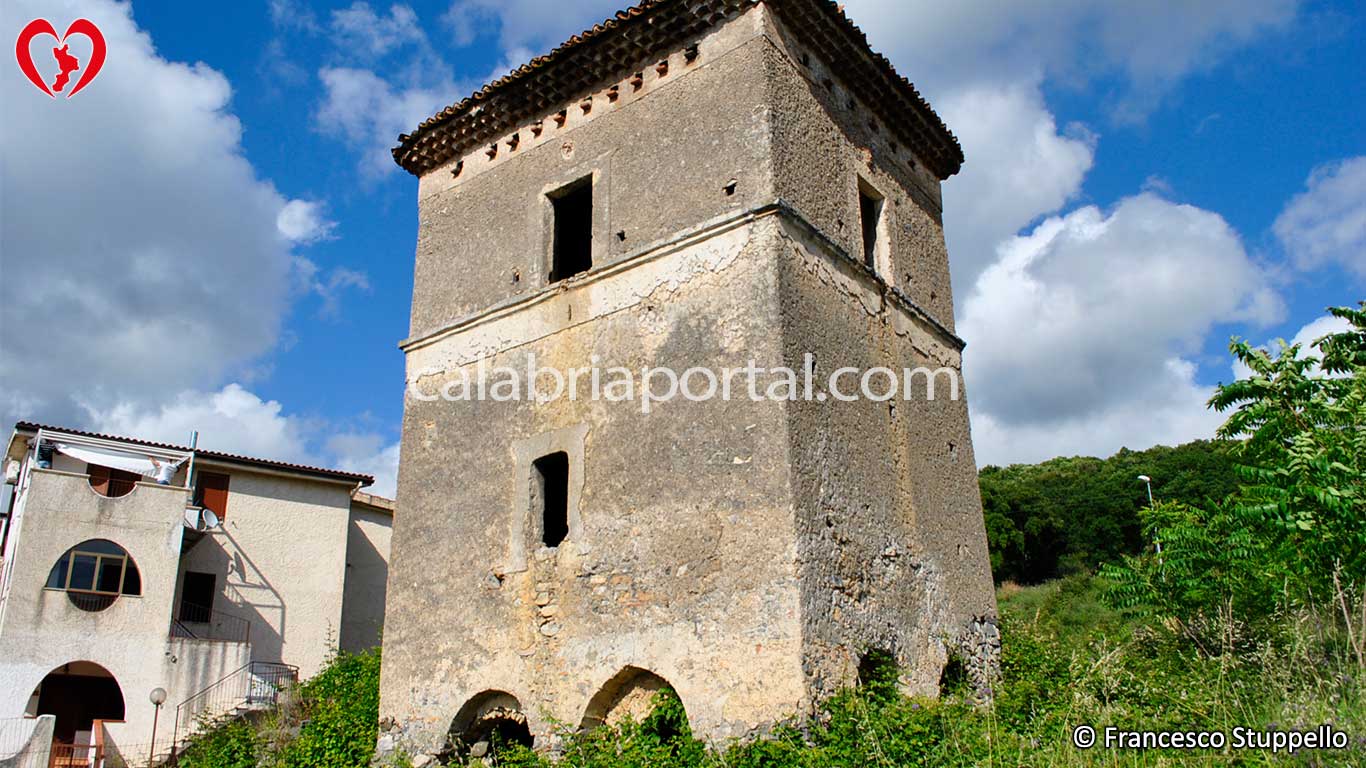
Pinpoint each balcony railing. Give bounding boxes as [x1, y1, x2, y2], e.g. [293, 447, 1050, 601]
[169, 602, 251, 644]
[48, 740, 101, 768]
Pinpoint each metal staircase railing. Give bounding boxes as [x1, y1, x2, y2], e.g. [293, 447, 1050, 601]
[167, 661, 298, 763]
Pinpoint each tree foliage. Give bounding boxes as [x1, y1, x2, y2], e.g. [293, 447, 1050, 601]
[979, 441, 1240, 583]
[282, 647, 383, 767]
[1104, 303, 1366, 631]
[175, 648, 382, 768]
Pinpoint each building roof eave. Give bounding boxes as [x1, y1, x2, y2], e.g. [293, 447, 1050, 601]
[12, 422, 375, 487]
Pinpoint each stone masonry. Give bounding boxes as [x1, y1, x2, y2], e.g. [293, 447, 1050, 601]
[377, 1, 998, 761]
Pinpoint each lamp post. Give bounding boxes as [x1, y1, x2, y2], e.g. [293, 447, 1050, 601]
[1138, 475, 1162, 570]
[149, 687, 167, 767]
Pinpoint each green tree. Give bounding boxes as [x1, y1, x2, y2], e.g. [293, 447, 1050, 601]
[281, 648, 383, 768]
[1104, 303, 1366, 628]
[980, 440, 1240, 583]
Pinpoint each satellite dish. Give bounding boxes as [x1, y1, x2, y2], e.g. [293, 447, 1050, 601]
[201, 509, 221, 530]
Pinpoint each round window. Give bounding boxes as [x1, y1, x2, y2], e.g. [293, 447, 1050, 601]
[45, 539, 142, 612]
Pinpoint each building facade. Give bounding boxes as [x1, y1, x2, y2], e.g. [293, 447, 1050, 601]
[0, 423, 393, 766]
[378, 0, 997, 760]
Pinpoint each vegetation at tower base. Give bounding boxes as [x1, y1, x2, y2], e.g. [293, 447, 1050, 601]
[171, 579, 1365, 766]
[170, 305, 1365, 765]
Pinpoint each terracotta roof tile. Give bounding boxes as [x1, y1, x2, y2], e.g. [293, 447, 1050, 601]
[393, 0, 963, 179]
[14, 421, 374, 487]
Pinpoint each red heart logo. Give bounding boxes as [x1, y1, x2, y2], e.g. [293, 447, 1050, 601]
[15, 18, 106, 98]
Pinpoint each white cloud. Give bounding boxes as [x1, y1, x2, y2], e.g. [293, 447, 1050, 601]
[829, 0, 1302, 464]
[277, 200, 338, 244]
[936, 81, 1096, 290]
[1230, 314, 1355, 381]
[1273, 156, 1366, 279]
[838, 0, 1299, 294]
[269, 0, 320, 32]
[293, 257, 372, 318]
[315, 66, 454, 177]
[1, 0, 377, 490]
[971, 359, 1224, 467]
[960, 194, 1282, 465]
[843, 0, 1297, 115]
[299, 3, 463, 177]
[91, 384, 399, 497]
[443, 0, 624, 51]
[326, 432, 401, 498]
[330, 2, 425, 59]
[1, 0, 294, 429]
[94, 384, 317, 463]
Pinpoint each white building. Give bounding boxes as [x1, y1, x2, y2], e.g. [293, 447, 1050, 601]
[0, 422, 393, 767]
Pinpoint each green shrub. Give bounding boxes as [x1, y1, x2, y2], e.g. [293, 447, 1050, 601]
[174, 581, 1363, 768]
[174, 717, 260, 768]
[492, 687, 708, 768]
[174, 648, 381, 768]
[281, 648, 383, 768]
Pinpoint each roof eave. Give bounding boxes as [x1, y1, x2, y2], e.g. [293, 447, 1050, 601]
[12, 421, 374, 487]
[391, 0, 963, 180]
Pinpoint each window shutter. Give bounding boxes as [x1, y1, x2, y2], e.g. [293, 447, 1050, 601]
[197, 472, 231, 519]
[87, 464, 110, 495]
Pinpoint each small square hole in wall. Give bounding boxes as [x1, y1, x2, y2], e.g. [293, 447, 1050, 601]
[858, 179, 885, 272]
[534, 452, 570, 548]
[549, 177, 593, 282]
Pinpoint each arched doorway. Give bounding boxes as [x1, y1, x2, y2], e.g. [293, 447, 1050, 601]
[28, 661, 125, 756]
[445, 690, 533, 761]
[579, 667, 678, 731]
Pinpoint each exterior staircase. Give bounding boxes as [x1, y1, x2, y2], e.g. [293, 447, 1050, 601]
[156, 661, 298, 765]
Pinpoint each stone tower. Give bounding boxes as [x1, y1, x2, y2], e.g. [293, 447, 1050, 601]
[378, 0, 997, 760]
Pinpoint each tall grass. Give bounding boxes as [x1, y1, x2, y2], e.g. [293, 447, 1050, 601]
[171, 578, 1363, 767]
[473, 576, 1364, 767]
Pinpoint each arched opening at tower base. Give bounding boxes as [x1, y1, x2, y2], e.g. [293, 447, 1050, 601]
[445, 690, 533, 761]
[579, 667, 682, 733]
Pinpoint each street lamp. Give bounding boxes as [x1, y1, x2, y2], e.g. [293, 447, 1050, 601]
[1138, 475, 1162, 566]
[149, 687, 167, 767]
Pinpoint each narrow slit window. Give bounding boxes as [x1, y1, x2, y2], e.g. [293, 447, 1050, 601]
[859, 182, 884, 271]
[534, 452, 569, 548]
[550, 179, 593, 282]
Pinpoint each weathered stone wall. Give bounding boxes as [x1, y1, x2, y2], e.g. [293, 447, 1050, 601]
[406, 8, 775, 339]
[773, 216, 995, 703]
[384, 216, 806, 758]
[381, 4, 997, 761]
[760, 9, 957, 329]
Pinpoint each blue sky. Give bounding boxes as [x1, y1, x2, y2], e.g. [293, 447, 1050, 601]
[2, 0, 1363, 495]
